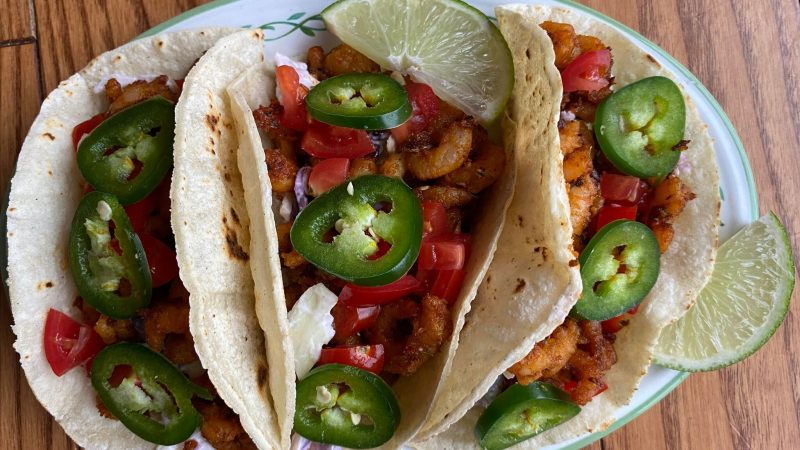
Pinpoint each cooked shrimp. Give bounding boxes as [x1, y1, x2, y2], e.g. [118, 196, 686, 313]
[415, 185, 475, 208]
[382, 294, 453, 376]
[281, 250, 307, 269]
[163, 333, 198, 365]
[378, 152, 406, 179]
[577, 34, 607, 54]
[645, 174, 696, 252]
[307, 45, 327, 80]
[93, 315, 136, 345]
[265, 147, 298, 193]
[323, 44, 380, 76]
[540, 21, 580, 70]
[253, 100, 299, 140]
[140, 299, 190, 354]
[510, 318, 580, 385]
[348, 157, 377, 178]
[406, 119, 474, 180]
[105, 76, 178, 115]
[195, 402, 257, 450]
[276, 222, 292, 252]
[569, 174, 602, 248]
[442, 141, 506, 193]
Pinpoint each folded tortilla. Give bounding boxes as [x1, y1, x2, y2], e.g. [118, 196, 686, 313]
[414, 4, 720, 448]
[224, 49, 516, 447]
[5, 28, 252, 450]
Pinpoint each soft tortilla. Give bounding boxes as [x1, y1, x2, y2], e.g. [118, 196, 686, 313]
[226, 53, 516, 446]
[414, 4, 720, 448]
[171, 29, 285, 450]
[6, 28, 241, 450]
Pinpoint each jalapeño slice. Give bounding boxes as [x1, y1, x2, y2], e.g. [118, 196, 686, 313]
[475, 382, 580, 450]
[91, 343, 212, 445]
[294, 364, 400, 449]
[77, 96, 175, 204]
[573, 220, 661, 321]
[306, 73, 412, 130]
[290, 175, 422, 286]
[68, 191, 151, 319]
[595, 76, 686, 179]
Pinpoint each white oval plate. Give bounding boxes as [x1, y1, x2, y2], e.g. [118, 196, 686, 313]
[142, 1, 759, 448]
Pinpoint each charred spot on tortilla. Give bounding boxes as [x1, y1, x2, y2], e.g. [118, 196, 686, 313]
[569, 259, 579, 267]
[541, 247, 550, 260]
[517, 215, 524, 227]
[223, 222, 249, 261]
[646, 54, 661, 67]
[230, 207, 240, 225]
[210, 137, 216, 149]
[525, 48, 531, 59]
[42, 132, 55, 140]
[514, 278, 527, 293]
[48, 170, 52, 176]
[224, 173, 232, 182]
[257, 364, 268, 389]
[157, 40, 164, 48]
[206, 113, 219, 132]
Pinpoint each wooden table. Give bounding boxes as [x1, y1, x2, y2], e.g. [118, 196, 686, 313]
[1, 0, 798, 448]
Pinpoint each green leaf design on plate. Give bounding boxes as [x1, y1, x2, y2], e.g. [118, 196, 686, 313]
[257, 12, 326, 41]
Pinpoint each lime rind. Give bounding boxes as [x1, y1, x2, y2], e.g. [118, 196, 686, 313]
[321, 0, 514, 125]
[654, 212, 796, 372]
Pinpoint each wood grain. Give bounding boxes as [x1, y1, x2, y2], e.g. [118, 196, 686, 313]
[1, 1, 799, 449]
[0, 0, 33, 43]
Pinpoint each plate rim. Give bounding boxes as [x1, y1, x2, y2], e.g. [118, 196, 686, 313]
[137, 0, 760, 448]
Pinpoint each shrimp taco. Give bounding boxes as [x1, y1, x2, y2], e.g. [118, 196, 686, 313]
[6, 29, 280, 449]
[177, 1, 525, 447]
[414, 4, 720, 449]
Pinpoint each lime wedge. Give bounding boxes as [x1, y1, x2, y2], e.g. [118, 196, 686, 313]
[321, 0, 514, 125]
[654, 212, 796, 372]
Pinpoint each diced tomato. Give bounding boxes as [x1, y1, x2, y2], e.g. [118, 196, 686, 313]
[301, 122, 374, 159]
[421, 201, 449, 240]
[107, 364, 135, 387]
[331, 303, 380, 342]
[418, 240, 465, 271]
[43, 309, 106, 376]
[430, 269, 467, 305]
[138, 234, 178, 287]
[275, 65, 309, 131]
[561, 49, 612, 93]
[71, 113, 106, 150]
[124, 194, 157, 234]
[339, 275, 421, 307]
[308, 158, 350, 196]
[318, 345, 385, 374]
[600, 173, 649, 206]
[594, 204, 638, 232]
[601, 315, 628, 334]
[391, 80, 440, 144]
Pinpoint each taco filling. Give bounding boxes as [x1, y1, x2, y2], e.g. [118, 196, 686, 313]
[45, 76, 256, 449]
[476, 22, 696, 449]
[252, 43, 506, 448]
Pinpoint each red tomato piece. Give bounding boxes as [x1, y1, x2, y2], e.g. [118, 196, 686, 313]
[331, 303, 380, 342]
[308, 158, 350, 196]
[301, 122, 374, 159]
[276, 65, 309, 131]
[317, 345, 385, 374]
[123, 194, 157, 234]
[71, 113, 106, 150]
[391, 80, 440, 144]
[367, 240, 392, 261]
[594, 204, 638, 232]
[600, 173, 649, 205]
[421, 201, 449, 240]
[430, 269, 467, 305]
[601, 315, 627, 334]
[138, 234, 178, 287]
[44, 309, 106, 376]
[561, 49, 612, 93]
[418, 240, 465, 271]
[339, 275, 421, 307]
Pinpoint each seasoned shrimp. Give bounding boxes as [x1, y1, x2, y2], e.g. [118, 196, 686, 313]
[645, 174, 696, 252]
[348, 157, 377, 178]
[105, 76, 178, 115]
[415, 185, 475, 208]
[378, 152, 406, 179]
[510, 318, 580, 385]
[323, 44, 380, 76]
[265, 147, 298, 193]
[140, 299, 190, 354]
[442, 141, 506, 193]
[540, 21, 580, 70]
[406, 119, 474, 180]
[569, 175, 602, 248]
[382, 294, 453, 376]
[306, 46, 327, 80]
[560, 121, 594, 183]
[93, 315, 136, 345]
